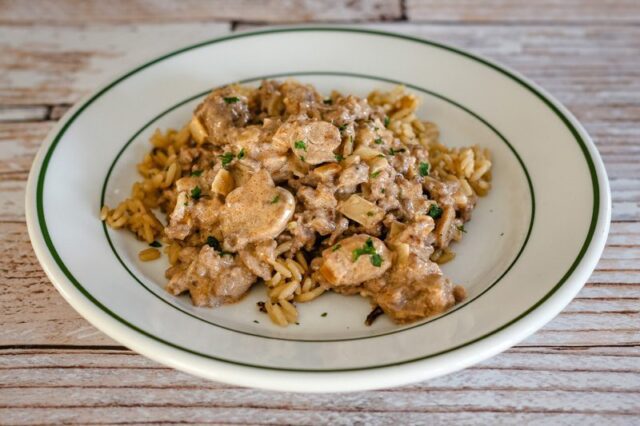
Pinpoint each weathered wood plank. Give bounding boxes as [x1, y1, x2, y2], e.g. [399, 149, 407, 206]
[0, 22, 230, 105]
[0, 407, 635, 426]
[0, 348, 638, 424]
[1, 219, 637, 347]
[0, 106, 48, 122]
[407, 0, 640, 23]
[2, 23, 640, 109]
[0, 0, 402, 25]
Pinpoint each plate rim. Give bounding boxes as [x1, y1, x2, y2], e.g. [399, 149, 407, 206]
[25, 26, 611, 390]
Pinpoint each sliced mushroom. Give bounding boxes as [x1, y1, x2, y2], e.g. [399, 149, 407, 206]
[318, 234, 391, 286]
[273, 120, 341, 165]
[211, 168, 234, 196]
[220, 169, 295, 251]
[337, 194, 384, 228]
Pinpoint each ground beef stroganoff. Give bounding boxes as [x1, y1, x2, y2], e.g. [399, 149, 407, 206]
[102, 79, 492, 326]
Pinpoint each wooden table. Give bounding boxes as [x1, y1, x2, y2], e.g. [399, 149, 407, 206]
[1, 1, 639, 424]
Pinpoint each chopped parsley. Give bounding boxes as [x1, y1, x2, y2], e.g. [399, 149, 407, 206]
[335, 154, 344, 162]
[253, 320, 260, 324]
[294, 140, 307, 151]
[384, 116, 390, 128]
[190, 170, 203, 177]
[366, 211, 374, 217]
[223, 96, 239, 104]
[206, 236, 232, 256]
[149, 241, 162, 248]
[321, 312, 328, 317]
[323, 98, 333, 105]
[419, 162, 430, 177]
[332, 244, 341, 252]
[219, 152, 235, 167]
[299, 155, 305, 162]
[427, 204, 443, 219]
[352, 237, 382, 267]
[270, 194, 280, 204]
[388, 147, 406, 156]
[190, 185, 202, 200]
[237, 148, 245, 159]
[457, 224, 467, 233]
[338, 124, 348, 132]
[374, 137, 383, 145]
[370, 170, 381, 178]
[381, 189, 385, 194]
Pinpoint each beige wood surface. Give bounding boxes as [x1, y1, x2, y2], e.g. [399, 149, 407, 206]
[0, 1, 638, 424]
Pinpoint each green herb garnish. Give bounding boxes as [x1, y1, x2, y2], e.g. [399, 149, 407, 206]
[299, 155, 305, 162]
[332, 244, 341, 252]
[374, 137, 383, 145]
[223, 96, 239, 104]
[270, 194, 280, 204]
[323, 98, 333, 105]
[352, 238, 380, 267]
[370, 170, 381, 178]
[335, 154, 344, 162]
[237, 148, 245, 159]
[366, 211, 374, 217]
[384, 116, 390, 128]
[253, 320, 259, 324]
[190, 186, 202, 200]
[457, 224, 467, 233]
[321, 312, 327, 317]
[206, 236, 232, 256]
[294, 140, 307, 151]
[338, 124, 347, 132]
[419, 162, 430, 177]
[220, 152, 235, 167]
[381, 189, 385, 194]
[149, 241, 162, 248]
[427, 204, 443, 219]
[388, 148, 406, 156]
[190, 170, 203, 177]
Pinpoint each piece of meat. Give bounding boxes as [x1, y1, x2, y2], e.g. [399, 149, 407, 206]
[165, 177, 222, 240]
[423, 176, 460, 208]
[279, 80, 322, 116]
[273, 120, 341, 165]
[337, 162, 369, 194]
[220, 169, 295, 251]
[322, 95, 373, 126]
[194, 87, 251, 145]
[318, 234, 391, 286]
[297, 184, 338, 210]
[238, 240, 276, 280]
[434, 205, 456, 248]
[375, 274, 456, 323]
[166, 246, 256, 307]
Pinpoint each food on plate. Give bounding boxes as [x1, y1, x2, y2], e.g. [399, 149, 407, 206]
[101, 79, 492, 326]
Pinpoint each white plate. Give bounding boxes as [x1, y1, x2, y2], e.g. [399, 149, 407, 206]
[26, 27, 610, 392]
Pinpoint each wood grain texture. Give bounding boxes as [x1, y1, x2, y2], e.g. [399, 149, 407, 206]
[407, 0, 640, 23]
[0, 0, 402, 24]
[1, 0, 639, 424]
[0, 348, 638, 425]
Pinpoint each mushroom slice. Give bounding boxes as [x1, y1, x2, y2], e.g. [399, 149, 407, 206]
[220, 169, 295, 251]
[211, 168, 234, 196]
[338, 194, 384, 228]
[274, 120, 341, 165]
[318, 234, 391, 286]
